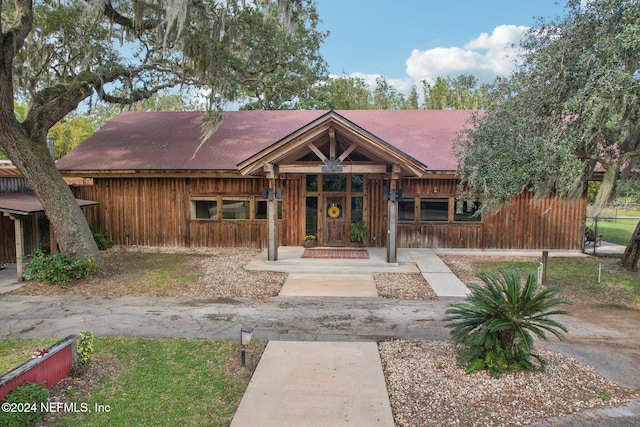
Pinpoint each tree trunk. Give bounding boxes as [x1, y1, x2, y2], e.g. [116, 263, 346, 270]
[0, 112, 100, 262]
[619, 220, 640, 272]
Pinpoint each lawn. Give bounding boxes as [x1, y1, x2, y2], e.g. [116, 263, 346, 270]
[0, 337, 263, 427]
[444, 255, 640, 307]
[0, 338, 58, 373]
[585, 208, 639, 246]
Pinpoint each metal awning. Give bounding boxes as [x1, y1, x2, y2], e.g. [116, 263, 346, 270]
[0, 193, 98, 216]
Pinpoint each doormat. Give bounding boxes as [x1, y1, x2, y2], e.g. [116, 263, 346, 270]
[301, 248, 369, 259]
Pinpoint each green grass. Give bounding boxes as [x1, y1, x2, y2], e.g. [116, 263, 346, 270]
[0, 338, 58, 373]
[53, 337, 263, 427]
[586, 218, 638, 246]
[586, 208, 639, 246]
[469, 257, 640, 307]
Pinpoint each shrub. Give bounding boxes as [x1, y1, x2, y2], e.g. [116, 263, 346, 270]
[444, 268, 571, 378]
[23, 250, 99, 287]
[91, 225, 114, 250]
[2, 382, 49, 427]
[76, 331, 95, 366]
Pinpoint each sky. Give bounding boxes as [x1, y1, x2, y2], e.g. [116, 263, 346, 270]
[315, 0, 567, 94]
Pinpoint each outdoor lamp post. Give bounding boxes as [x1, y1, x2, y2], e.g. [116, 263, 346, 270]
[240, 327, 254, 368]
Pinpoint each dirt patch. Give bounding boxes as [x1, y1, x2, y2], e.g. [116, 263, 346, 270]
[11, 246, 286, 299]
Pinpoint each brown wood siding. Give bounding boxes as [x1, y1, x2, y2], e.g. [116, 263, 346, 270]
[1, 215, 16, 264]
[482, 192, 587, 250]
[72, 177, 287, 248]
[1, 215, 39, 265]
[71, 176, 587, 251]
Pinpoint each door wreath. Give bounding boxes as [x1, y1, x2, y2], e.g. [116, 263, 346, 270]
[327, 204, 341, 218]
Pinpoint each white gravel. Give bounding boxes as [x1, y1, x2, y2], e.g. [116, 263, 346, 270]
[379, 340, 637, 427]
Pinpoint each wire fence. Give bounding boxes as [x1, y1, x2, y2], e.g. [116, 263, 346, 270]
[583, 214, 639, 255]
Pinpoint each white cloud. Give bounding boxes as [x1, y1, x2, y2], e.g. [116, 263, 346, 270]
[405, 25, 528, 84]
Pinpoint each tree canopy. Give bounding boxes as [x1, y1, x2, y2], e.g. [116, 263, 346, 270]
[0, 0, 324, 261]
[455, 0, 640, 269]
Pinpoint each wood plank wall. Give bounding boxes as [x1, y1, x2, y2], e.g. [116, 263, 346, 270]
[71, 175, 587, 251]
[72, 177, 282, 248]
[397, 177, 586, 250]
[0, 215, 39, 265]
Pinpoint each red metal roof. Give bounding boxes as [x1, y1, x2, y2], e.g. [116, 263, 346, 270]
[56, 110, 477, 173]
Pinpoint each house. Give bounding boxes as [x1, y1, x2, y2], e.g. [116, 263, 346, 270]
[57, 110, 587, 262]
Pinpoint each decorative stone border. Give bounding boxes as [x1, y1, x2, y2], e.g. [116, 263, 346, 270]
[0, 334, 80, 401]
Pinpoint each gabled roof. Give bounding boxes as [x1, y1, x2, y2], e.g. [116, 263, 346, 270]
[56, 110, 476, 175]
[237, 111, 428, 177]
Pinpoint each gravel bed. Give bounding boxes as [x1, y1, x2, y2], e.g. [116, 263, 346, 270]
[374, 273, 437, 300]
[380, 340, 637, 427]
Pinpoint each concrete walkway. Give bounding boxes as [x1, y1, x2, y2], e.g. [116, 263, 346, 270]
[232, 247, 467, 427]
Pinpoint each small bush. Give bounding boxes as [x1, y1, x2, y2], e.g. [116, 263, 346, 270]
[23, 250, 99, 287]
[76, 331, 95, 366]
[444, 268, 570, 378]
[2, 382, 49, 427]
[91, 226, 114, 250]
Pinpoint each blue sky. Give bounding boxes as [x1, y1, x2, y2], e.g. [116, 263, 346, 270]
[315, 0, 566, 93]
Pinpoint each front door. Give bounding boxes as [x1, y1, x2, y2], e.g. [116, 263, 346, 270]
[324, 196, 346, 246]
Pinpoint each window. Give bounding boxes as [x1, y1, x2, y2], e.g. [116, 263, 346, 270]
[398, 198, 415, 222]
[306, 175, 318, 192]
[255, 200, 268, 219]
[306, 197, 318, 234]
[323, 174, 346, 192]
[351, 175, 364, 193]
[193, 200, 217, 219]
[351, 197, 363, 223]
[454, 199, 482, 222]
[420, 199, 449, 222]
[222, 199, 250, 219]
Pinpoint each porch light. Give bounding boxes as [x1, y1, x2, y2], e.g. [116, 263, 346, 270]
[240, 327, 254, 367]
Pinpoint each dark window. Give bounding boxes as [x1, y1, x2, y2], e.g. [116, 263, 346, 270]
[323, 175, 346, 192]
[398, 198, 415, 222]
[420, 199, 449, 222]
[351, 197, 363, 223]
[351, 175, 364, 193]
[306, 197, 318, 234]
[454, 199, 482, 222]
[255, 200, 268, 219]
[306, 175, 318, 192]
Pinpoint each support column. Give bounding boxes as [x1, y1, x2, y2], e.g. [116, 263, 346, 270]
[7, 213, 25, 281]
[387, 165, 401, 264]
[265, 163, 278, 262]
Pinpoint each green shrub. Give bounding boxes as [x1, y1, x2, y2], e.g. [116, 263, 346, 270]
[444, 268, 571, 378]
[76, 331, 95, 366]
[23, 250, 99, 287]
[91, 225, 114, 250]
[1, 382, 49, 427]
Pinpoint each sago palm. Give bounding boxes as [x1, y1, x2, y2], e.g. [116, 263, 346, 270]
[444, 267, 570, 376]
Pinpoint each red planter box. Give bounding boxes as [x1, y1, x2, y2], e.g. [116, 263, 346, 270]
[0, 334, 80, 401]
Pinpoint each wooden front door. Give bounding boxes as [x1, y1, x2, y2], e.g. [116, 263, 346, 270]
[324, 196, 346, 246]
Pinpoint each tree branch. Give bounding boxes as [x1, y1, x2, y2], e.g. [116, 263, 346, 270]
[100, 0, 161, 31]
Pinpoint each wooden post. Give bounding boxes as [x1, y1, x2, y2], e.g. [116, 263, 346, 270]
[264, 163, 278, 262]
[387, 165, 401, 264]
[542, 250, 549, 286]
[8, 214, 24, 281]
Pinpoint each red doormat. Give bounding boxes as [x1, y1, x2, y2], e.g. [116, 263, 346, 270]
[301, 248, 369, 259]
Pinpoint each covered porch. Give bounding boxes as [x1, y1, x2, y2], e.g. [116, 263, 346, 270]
[238, 111, 427, 263]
